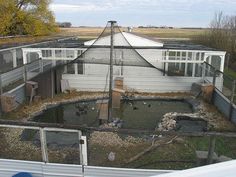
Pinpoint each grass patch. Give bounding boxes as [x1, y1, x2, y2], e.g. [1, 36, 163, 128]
[124, 136, 236, 170]
[224, 68, 236, 79]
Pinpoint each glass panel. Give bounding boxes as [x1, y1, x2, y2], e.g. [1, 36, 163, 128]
[66, 64, 75, 74]
[211, 56, 221, 71]
[182, 52, 186, 60]
[55, 50, 62, 58]
[16, 49, 23, 67]
[46, 131, 80, 164]
[66, 50, 74, 58]
[0, 50, 13, 72]
[177, 52, 180, 60]
[187, 52, 192, 60]
[201, 53, 205, 60]
[42, 50, 52, 58]
[78, 62, 84, 74]
[187, 63, 193, 76]
[195, 63, 203, 77]
[206, 56, 210, 64]
[77, 50, 82, 56]
[169, 51, 176, 60]
[196, 52, 200, 61]
[167, 63, 185, 76]
[26, 52, 39, 63]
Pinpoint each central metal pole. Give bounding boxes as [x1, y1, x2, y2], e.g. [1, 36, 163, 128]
[108, 20, 116, 122]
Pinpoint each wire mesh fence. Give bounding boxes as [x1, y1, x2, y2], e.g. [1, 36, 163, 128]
[85, 129, 236, 170]
[196, 62, 236, 104]
[0, 125, 83, 165]
[0, 127, 42, 162]
[0, 120, 235, 171]
[45, 131, 81, 164]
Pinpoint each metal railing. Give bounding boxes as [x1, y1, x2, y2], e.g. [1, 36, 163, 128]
[198, 62, 236, 105]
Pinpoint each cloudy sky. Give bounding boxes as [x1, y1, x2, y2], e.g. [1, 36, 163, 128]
[50, 0, 236, 27]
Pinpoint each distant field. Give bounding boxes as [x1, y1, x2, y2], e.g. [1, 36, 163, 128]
[60, 27, 207, 39]
[133, 28, 206, 39]
[59, 27, 103, 39]
[0, 27, 206, 47]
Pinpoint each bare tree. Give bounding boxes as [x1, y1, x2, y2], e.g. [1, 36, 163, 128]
[193, 12, 236, 70]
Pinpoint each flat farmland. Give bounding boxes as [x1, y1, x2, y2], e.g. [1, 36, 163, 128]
[0, 27, 206, 46]
[60, 27, 206, 40]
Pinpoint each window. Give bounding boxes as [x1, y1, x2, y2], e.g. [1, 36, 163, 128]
[77, 61, 84, 74]
[211, 55, 221, 70]
[182, 52, 186, 60]
[26, 52, 39, 63]
[16, 49, 23, 67]
[176, 52, 180, 60]
[167, 63, 185, 76]
[55, 50, 62, 58]
[196, 52, 200, 61]
[187, 52, 192, 60]
[187, 63, 193, 76]
[201, 53, 205, 60]
[169, 51, 176, 60]
[0, 51, 13, 72]
[66, 64, 75, 74]
[42, 50, 52, 58]
[77, 50, 82, 57]
[66, 50, 74, 58]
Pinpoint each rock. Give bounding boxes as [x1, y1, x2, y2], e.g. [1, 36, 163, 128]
[108, 152, 116, 161]
[217, 155, 232, 162]
[191, 82, 202, 96]
[173, 137, 185, 144]
[195, 150, 218, 166]
[157, 112, 178, 131]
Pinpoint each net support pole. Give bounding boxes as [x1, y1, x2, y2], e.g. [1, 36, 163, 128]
[108, 20, 116, 122]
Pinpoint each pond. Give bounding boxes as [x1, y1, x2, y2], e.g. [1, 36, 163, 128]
[32, 99, 193, 130]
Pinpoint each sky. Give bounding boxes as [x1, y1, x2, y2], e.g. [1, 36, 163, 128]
[50, 0, 236, 27]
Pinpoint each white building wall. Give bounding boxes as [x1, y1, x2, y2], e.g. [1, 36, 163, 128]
[85, 64, 122, 76]
[62, 73, 203, 93]
[62, 62, 204, 92]
[136, 49, 164, 69]
[123, 65, 163, 77]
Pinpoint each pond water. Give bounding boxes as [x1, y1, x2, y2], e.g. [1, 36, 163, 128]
[175, 116, 208, 132]
[32, 99, 193, 130]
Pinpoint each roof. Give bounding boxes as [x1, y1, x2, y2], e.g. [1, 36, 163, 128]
[162, 41, 222, 51]
[0, 36, 78, 51]
[83, 32, 224, 52]
[84, 32, 164, 47]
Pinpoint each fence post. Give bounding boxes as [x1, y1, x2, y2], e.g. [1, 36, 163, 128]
[212, 69, 217, 87]
[202, 62, 206, 81]
[228, 80, 236, 120]
[0, 74, 2, 95]
[40, 128, 48, 163]
[230, 80, 236, 103]
[163, 62, 166, 76]
[40, 59, 43, 73]
[207, 135, 216, 164]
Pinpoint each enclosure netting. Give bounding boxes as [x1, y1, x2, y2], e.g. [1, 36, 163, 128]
[71, 22, 163, 72]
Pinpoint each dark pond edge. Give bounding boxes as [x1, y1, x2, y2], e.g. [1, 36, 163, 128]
[28, 97, 109, 118]
[174, 115, 208, 132]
